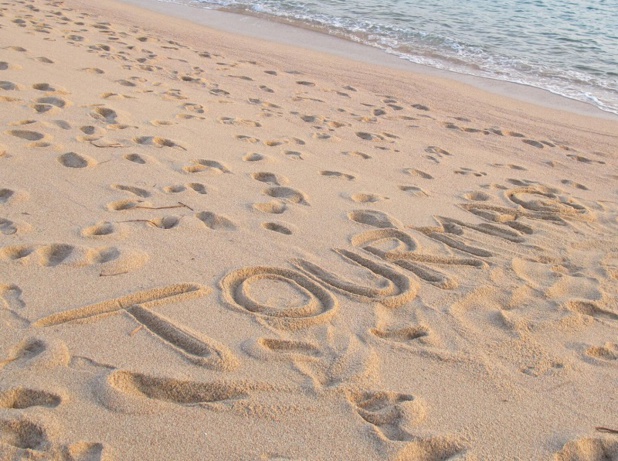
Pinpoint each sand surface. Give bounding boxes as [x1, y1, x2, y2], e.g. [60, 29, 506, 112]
[1, 0, 617, 459]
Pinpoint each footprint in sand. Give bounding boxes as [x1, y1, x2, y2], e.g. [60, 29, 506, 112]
[463, 191, 491, 201]
[112, 184, 150, 197]
[402, 168, 433, 179]
[0, 81, 20, 91]
[284, 150, 304, 160]
[399, 185, 429, 197]
[585, 343, 618, 361]
[253, 200, 287, 215]
[346, 389, 424, 442]
[57, 152, 96, 169]
[124, 153, 149, 164]
[454, 167, 486, 177]
[32, 96, 69, 114]
[81, 221, 116, 237]
[348, 210, 402, 229]
[371, 325, 430, 345]
[251, 172, 289, 186]
[0, 243, 143, 269]
[264, 186, 309, 205]
[262, 222, 293, 235]
[184, 159, 231, 174]
[320, 171, 355, 181]
[6, 129, 48, 142]
[0, 284, 25, 311]
[134, 136, 185, 150]
[195, 211, 236, 231]
[243, 152, 267, 162]
[342, 151, 371, 160]
[0, 389, 61, 409]
[350, 193, 388, 204]
[0, 218, 30, 236]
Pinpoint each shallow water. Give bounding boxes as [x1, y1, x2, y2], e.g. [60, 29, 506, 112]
[184, 0, 618, 115]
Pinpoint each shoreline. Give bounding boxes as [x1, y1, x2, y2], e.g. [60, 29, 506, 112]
[119, 0, 618, 121]
[1, 0, 617, 459]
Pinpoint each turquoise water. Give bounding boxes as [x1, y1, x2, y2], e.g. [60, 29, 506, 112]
[182, 0, 618, 115]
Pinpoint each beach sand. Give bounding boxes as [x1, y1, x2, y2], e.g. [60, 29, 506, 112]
[1, 0, 617, 459]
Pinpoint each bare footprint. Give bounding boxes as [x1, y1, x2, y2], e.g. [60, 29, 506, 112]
[253, 200, 287, 214]
[403, 168, 433, 179]
[350, 193, 388, 203]
[399, 185, 429, 197]
[251, 172, 289, 186]
[196, 211, 236, 230]
[320, 171, 355, 181]
[262, 222, 293, 235]
[57, 152, 96, 168]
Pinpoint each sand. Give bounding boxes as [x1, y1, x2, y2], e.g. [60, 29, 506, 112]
[1, 0, 617, 459]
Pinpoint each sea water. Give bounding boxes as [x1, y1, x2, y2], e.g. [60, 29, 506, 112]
[177, 0, 617, 115]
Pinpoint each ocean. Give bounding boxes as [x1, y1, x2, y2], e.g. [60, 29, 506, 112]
[164, 0, 618, 116]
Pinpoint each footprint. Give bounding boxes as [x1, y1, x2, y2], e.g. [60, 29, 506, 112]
[0, 284, 25, 310]
[251, 172, 288, 186]
[6, 129, 47, 141]
[124, 153, 147, 164]
[90, 106, 118, 123]
[0, 389, 61, 409]
[585, 343, 618, 361]
[150, 216, 180, 229]
[284, 150, 304, 160]
[565, 300, 618, 321]
[402, 168, 433, 179]
[555, 437, 618, 461]
[264, 187, 309, 205]
[0, 218, 18, 235]
[243, 152, 266, 162]
[320, 171, 355, 181]
[399, 186, 428, 197]
[184, 159, 231, 174]
[34, 96, 67, 108]
[296, 81, 315, 87]
[346, 390, 420, 441]
[81, 221, 115, 237]
[348, 210, 402, 229]
[105, 370, 248, 407]
[561, 179, 589, 190]
[243, 337, 321, 361]
[350, 193, 388, 204]
[425, 146, 451, 157]
[463, 191, 490, 201]
[38, 244, 75, 266]
[371, 325, 429, 344]
[343, 151, 371, 160]
[0, 418, 49, 451]
[0, 81, 20, 90]
[133, 136, 185, 150]
[57, 152, 95, 168]
[253, 200, 287, 214]
[262, 222, 292, 235]
[196, 211, 236, 231]
[522, 139, 544, 149]
[32, 83, 55, 91]
[187, 183, 208, 194]
[112, 184, 150, 197]
[454, 167, 486, 177]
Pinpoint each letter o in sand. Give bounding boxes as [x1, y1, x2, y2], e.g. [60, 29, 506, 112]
[220, 267, 338, 330]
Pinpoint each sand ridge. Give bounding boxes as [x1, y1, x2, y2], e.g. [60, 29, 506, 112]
[0, 0, 617, 459]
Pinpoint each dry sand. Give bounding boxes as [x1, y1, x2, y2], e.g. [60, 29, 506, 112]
[1, 0, 617, 459]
